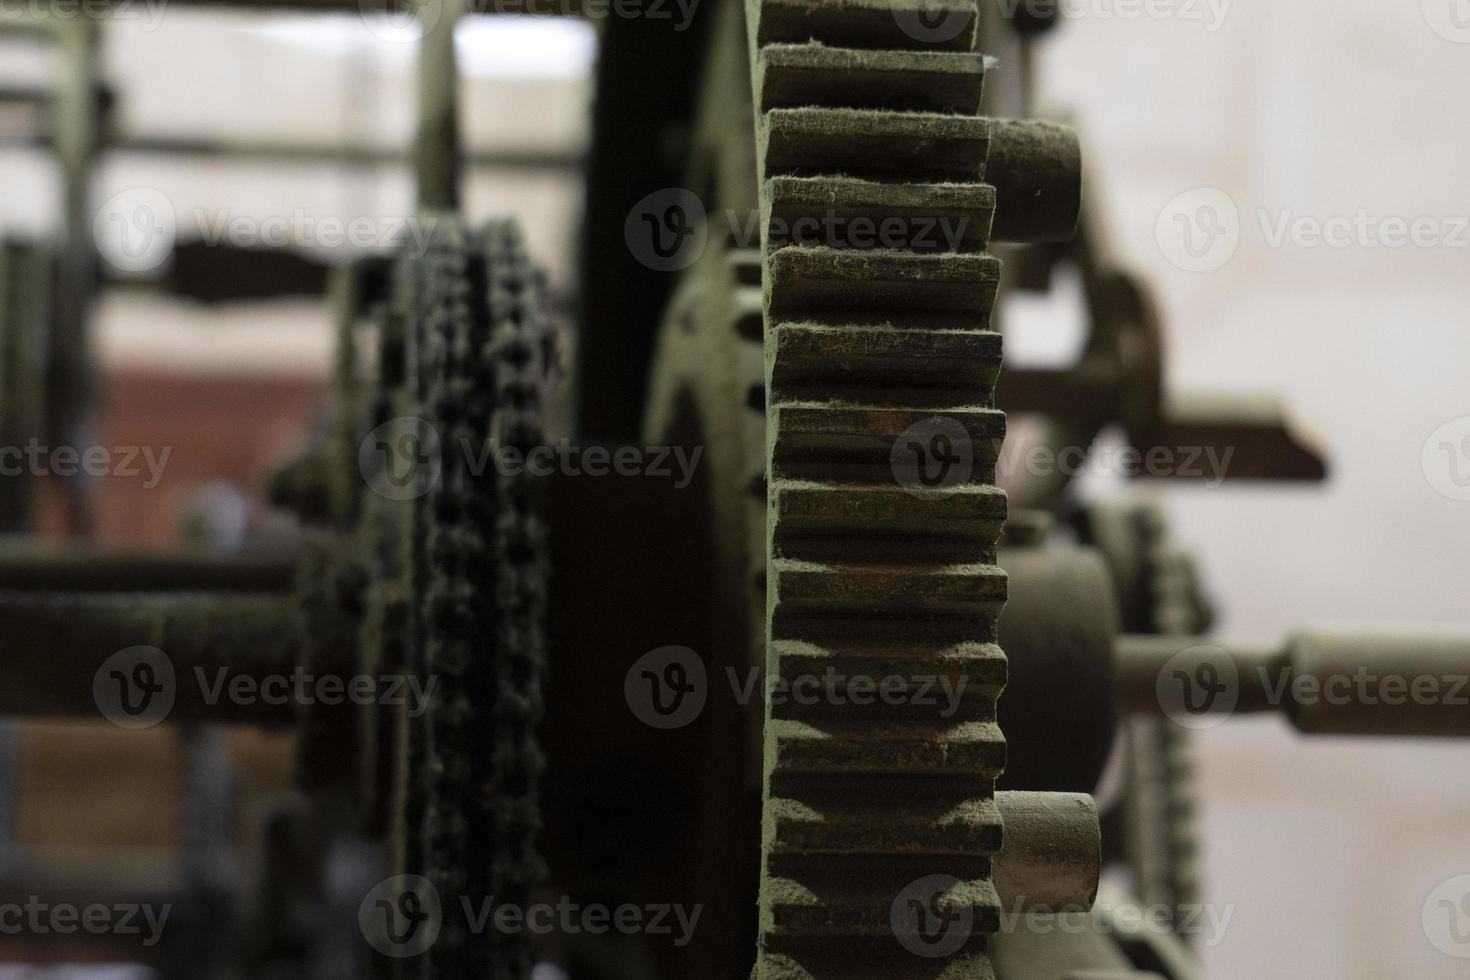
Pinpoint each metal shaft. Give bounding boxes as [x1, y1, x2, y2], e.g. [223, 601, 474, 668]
[993, 791, 1101, 913]
[0, 590, 300, 725]
[0, 542, 299, 592]
[416, 0, 463, 211]
[1116, 631, 1470, 737]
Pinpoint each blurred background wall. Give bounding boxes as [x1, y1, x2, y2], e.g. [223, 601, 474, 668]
[1035, 1, 1470, 975]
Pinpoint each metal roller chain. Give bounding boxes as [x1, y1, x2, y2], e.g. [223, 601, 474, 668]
[405, 218, 549, 979]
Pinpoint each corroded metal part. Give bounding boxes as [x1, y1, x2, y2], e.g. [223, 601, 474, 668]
[995, 547, 1117, 794]
[740, 3, 1089, 975]
[985, 120, 1081, 244]
[992, 792, 1100, 913]
[997, 156, 1325, 509]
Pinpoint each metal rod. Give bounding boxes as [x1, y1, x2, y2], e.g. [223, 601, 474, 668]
[1116, 632, 1470, 737]
[0, 541, 299, 591]
[415, 0, 463, 211]
[0, 131, 582, 173]
[0, 590, 300, 725]
[49, 17, 101, 536]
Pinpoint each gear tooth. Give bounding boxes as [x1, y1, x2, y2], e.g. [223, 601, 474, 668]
[767, 176, 995, 252]
[763, 108, 991, 182]
[766, 248, 1001, 325]
[758, 45, 988, 113]
[769, 323, 1001, 407]
[750, 0, 978, 52]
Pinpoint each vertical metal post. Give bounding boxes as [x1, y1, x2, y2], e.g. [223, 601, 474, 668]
[415, 0, 463, 212]
[50, 16, 102, 536]
[0, 722, 21, 877]
[160, 724, 235, 979]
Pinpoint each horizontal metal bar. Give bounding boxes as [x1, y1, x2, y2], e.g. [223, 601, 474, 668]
[0, 590, 300, 726]
[0, 540, 300, 592]
[0, 130, 583, 172]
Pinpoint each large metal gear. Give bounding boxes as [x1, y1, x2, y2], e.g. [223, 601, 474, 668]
[642, 2, 1099, 977]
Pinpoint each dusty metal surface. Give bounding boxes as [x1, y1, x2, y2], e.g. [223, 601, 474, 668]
[740, 4, 1094, 976]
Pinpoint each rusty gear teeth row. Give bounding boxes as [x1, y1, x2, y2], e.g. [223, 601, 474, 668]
[745, 7, 1013, 978]
[401, 219, 549, 979]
